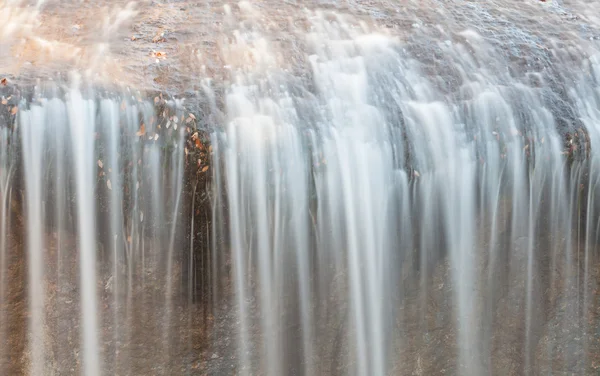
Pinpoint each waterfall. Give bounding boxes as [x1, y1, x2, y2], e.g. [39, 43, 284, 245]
[209, 5, 600, 376]
[0, 82, 203, 374]
[0, 1, 599, 375]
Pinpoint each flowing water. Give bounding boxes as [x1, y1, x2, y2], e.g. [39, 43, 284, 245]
[0, 0, 600, 375]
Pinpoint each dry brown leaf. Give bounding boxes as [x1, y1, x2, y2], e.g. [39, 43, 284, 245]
[131, 35, 137, 41]
[97, 160, 103, 168]
[1, 78, 7, 86]
[10, 106, 18, 115]
[152, 51, 166, 58]
[136, 123, 146, 136]
[189, 113, 196, 120]
[1, 98, 6, 105]
[202, 166, 209, 173]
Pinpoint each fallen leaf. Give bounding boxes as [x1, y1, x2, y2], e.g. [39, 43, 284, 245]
[1, 78, 7, 86]
[154, 96, 159, 104]
[136, 123, 146, 136]
[107, 180, 112, 190]
[131, 35, 137, 41]
[208, 145, 213, 153]
[10, 106, 18, 115]
[202, 166, 209, 172]
[189, 113, 196, 120]
[1, 98, 6, 105]
[152, 51, 166, 58]
[97, 160, 103, 168]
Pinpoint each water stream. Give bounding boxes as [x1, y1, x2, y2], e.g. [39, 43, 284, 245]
[0, 1, 599, 375]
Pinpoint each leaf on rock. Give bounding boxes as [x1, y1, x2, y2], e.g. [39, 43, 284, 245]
[136, 123, 146, 136]
[202, 166, 209, 173]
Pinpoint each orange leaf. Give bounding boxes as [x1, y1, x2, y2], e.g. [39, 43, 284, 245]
[1, 78, 7, 86]
[202, 166, 209, 173]
[136, 123, 146, 136]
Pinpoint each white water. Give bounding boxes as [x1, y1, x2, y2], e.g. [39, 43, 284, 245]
[0, 1, 599, 375]
[210, 4, 600, 376]
[0, 81, 193, 374]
